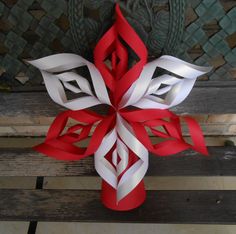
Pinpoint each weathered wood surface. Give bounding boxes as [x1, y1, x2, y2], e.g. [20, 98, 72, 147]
[1, 83, 236, 115]
[0, 147, 236, 176]
[1, 189, 236, 223]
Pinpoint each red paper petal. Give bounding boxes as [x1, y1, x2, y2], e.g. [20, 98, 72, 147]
[94, 5, 148, 106]
[34, 110, 116, 160]
[121, 109, 208, 156]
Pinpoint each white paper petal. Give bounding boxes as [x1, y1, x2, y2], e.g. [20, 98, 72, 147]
[94, 114, 148, 202]
[120, 55, 212, 109]
[28, 53, 111, 110]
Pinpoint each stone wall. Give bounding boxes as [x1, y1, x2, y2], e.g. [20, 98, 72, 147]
[0, 0, 236, 88]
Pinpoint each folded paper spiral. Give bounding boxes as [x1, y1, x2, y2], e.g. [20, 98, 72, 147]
[28, 4, 212, 211]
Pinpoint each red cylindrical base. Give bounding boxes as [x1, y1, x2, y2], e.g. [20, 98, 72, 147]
[101, 179, 146, 211]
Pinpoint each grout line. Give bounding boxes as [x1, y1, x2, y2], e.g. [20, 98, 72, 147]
[27, 177, 44, 234]
[27, 222, 38, 234]
[35, 177, 44, 190]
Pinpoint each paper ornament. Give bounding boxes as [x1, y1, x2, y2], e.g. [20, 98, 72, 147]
[29, 4, 211, 211]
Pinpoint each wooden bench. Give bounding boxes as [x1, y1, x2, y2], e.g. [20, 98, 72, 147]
[0, 81, 236, 224]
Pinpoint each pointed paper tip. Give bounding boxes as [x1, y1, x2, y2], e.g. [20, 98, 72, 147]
[115, 3, 125, 21]
[198, 146, 209, 156]
[33, 144, 45, 155]
[115, 3, 121, 12]
[203, 149, 209, 156]
[23, 58, 28, 64]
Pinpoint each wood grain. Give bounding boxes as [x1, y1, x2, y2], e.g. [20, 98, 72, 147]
[1, 189, 236, 223]
[1, 84, 236, 116]
[0, 147, 236, 176]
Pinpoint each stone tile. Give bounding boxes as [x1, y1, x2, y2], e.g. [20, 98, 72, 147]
[36, 223, 236, 234]
[55, 14, 69, 32]
[29, 10, 46, 20]
[185, 7, 198, 26]
[0, 222, 29, 234]
[0, 67, 6, 75]
[15, 72, 29, 84]
[209, 55, 226, 69]
[229, 68, 236, 79]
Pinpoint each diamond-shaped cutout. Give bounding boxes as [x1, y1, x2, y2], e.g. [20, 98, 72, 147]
[202, 20, 220, 37]
[149, 82, 173, 103]
[188, 44, 205, 60]
[28, 1, 46, 20]
[226, 32, 236, 48]
[185, 7, 198, 27]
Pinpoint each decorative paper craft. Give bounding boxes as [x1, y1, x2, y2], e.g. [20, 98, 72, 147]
[28, 4, 212, 211]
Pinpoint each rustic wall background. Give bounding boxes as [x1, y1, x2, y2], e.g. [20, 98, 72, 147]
[178, 0, 236, 81]
[0, 1, 236, 233]
[0, 0, 236, 88]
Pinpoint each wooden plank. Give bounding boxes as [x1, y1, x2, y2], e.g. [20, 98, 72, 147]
[1, 189, 236, 223]
[1, 85, 236, 115]
[195, 81, 236, 87]
[0, 147, 236, 176]
[173, 86, 236, 114]
[0, 92, 104, 117]
[10, 81, 236, 91]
